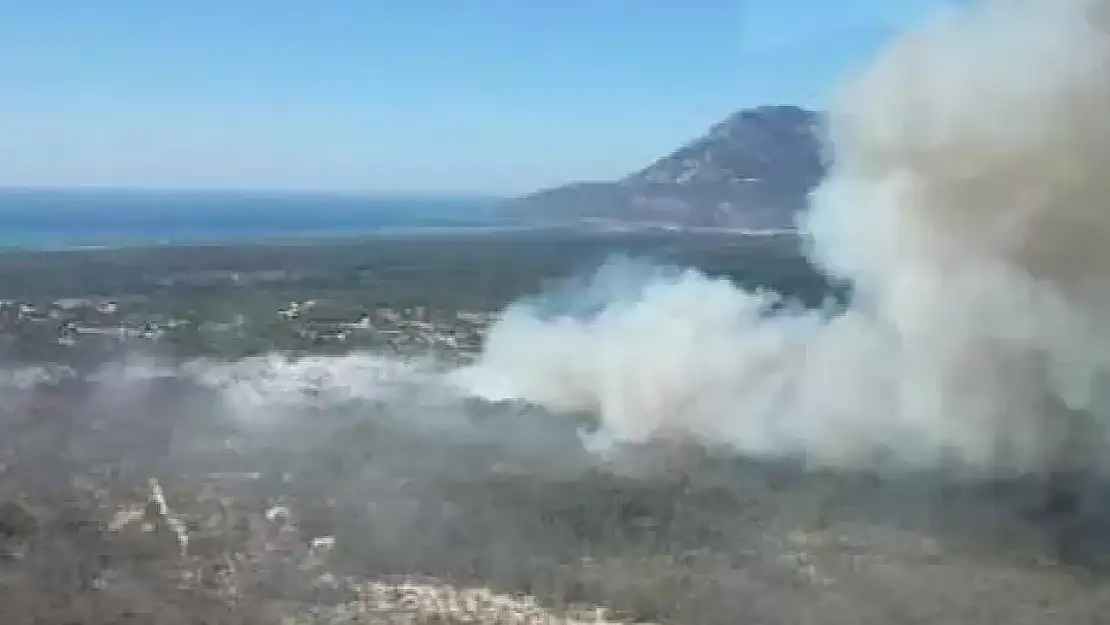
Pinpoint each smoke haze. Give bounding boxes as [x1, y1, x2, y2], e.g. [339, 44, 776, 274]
[8, 0, 1107, 501]
[17, 3, 1110, 622]
[460, 0, 1110, 478]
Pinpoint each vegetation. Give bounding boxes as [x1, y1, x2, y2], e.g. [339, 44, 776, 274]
[0, 231, 837, 310]
[0, 232, 1105, 624]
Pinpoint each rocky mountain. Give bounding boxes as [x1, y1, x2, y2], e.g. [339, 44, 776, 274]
[505, 105, 828, 229]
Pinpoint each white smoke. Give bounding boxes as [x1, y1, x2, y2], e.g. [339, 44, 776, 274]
[459, 0, 1110, 477]
[0, 354, 448, 428]
[181, 353, 443, 417]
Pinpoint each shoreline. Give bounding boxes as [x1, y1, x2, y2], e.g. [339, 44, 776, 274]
[0, 225, 800, 254]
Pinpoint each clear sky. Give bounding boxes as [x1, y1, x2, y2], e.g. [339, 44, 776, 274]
[0, 1, 957, 195]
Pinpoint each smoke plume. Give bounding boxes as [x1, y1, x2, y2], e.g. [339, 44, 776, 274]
[460, 0, 1110, 478]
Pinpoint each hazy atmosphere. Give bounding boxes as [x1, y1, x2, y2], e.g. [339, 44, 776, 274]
[5, 1, 1110, 624]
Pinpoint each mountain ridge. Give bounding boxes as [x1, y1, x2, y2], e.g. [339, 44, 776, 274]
[504, 105, 828, 229]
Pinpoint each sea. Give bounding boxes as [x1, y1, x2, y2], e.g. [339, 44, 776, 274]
[0, 187, 513, 251]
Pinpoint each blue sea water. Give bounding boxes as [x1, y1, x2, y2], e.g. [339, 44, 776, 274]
[0, 188, 509, 250]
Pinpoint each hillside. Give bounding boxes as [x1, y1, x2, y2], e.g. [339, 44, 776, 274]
[506, 105, 828, 229]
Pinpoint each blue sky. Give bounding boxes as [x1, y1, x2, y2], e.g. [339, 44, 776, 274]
[0, 1, 956, 195]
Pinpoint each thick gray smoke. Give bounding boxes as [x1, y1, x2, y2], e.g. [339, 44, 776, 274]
[459, 0, 1110, 478]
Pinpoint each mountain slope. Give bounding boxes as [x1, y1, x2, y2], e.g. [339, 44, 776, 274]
[506, 105, 828, 229]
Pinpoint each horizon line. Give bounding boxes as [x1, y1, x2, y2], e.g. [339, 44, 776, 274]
[0, 184, 508, 201]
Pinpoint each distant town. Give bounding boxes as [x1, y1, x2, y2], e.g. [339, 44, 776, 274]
[0, 295, 498, 360]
